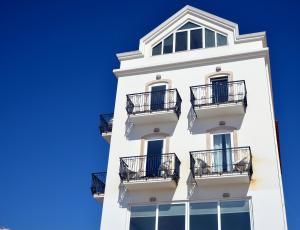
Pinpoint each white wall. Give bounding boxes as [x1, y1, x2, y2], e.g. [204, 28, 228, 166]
[100, 51, 287, 230]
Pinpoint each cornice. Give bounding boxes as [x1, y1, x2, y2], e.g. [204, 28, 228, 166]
[113, 48, 269, 78]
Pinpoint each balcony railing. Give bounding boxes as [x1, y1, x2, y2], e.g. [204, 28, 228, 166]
[90, 172, 106, 195]
[99, 113, 113, 134]
[119, 153, 181, 184]
[190, 147, 252, 178]
[126, 89, 182, 118]
[190, 80, 247, 109]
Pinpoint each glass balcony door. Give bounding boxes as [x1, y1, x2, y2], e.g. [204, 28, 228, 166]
[150, 85, 166, 111]
[146, 140, 164, 177]
[211, 77, 228, 104]
[213, 133, 232, 173]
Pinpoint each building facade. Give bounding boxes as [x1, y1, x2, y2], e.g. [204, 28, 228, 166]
[91, 5, 288, 230]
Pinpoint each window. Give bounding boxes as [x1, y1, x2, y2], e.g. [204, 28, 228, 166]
[152, 42, 162, 56]
[130, 200, 252, 230]
[220, 201, 251, 230]
[151, 21, 228, 56]
[175, 31, 187, 52]
[217, 33, 227, 46]
[129, 205, 156, 230]
[163, 34, 173, 54]
[190, 202, 218, 230]
[158, 204, 185, 230]
[190, 29, 202, 50]
[205, 28, 215, 48]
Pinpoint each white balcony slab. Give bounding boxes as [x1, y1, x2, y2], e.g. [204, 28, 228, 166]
[93, 193, 104, 203]
[122, 178, 177, 190]
[194, 101, 245, 119]
[129, 110, 178, 125]
[195, 172, 250, 185]
[102, 132, 112, 143]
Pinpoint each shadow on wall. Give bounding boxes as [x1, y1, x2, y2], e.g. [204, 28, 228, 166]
[187, 107, 246, 134]
[125, 116, 178, 140]
[118, 183, 177, 208]
[186, 171, 251, 200]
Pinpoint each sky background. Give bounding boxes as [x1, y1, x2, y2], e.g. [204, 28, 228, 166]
[0, 0, 299, 229]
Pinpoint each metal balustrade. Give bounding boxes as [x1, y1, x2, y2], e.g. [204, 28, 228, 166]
[126, 89, 182, 118]
[119, 153, 181, 184]
[99, 113, 113, 134]
[90, 172, 106, 195]
[190, 80, 247, 109]
[190, 146, 252, 179]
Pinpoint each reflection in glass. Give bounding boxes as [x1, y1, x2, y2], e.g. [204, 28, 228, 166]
[220, 201, 251, 230]
[175, 31, 187, 52]
[152, 42, 162, 56]
[163, 34, 173, 54]
[205, 28, 215, 48]
[190, 29, 203, 50]
[178, 22, 200, 30]
[217, 33, 227, 46]
[158, 204, 185, 230]
[130, 206, 156, 230]
[190, 202, 218, 230]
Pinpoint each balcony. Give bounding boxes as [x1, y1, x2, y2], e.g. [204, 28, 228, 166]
[119, 153, 181, 190]
[126, 89, 182, 125]
[190, 80, 247, 119]
[190, 147, 252, 185]
[90, 172, 106, 202]
[99, 113, 113, 143]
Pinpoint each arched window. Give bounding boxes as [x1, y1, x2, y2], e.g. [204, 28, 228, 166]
[152, 21, 228, 56]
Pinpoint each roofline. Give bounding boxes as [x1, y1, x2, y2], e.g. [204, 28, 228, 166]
[140, 5, 239, 45]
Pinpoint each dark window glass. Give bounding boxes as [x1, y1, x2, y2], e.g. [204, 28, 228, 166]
[220, 201, 251, 230]
[152, 42, 162, 56]
[217, 33, 227, 46]
[158, 204, 185, 230]
[175, 31, 187, 52]
[190, 29, 203, 49]
[190, 202, 218, 230]
[163, 34, 173, 54]
[130, 206, 156, 230]
[178, 22, 200, 30]
[205, 28, 215, 48]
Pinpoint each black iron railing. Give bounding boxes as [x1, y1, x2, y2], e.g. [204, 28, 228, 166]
[190, 80, 247, 109]
[126, 89, 182, 118]
[119, 153, 181, 184]
[190, 146, 252, 178]
[91, 172, 106, 195]
[99, 113, 113, 134]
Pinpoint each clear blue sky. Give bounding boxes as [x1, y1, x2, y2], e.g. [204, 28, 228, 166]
[0, 0, 299, 229]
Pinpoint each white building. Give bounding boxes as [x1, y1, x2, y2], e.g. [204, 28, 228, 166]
[91, 5, 288, 230]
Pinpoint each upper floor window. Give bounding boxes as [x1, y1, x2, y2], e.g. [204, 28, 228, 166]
[152, 21, 228, 56]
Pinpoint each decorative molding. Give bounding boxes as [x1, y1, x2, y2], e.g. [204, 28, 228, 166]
[113, 48, 268, 78]
[205, 70, 233, 84]
[116, 50, 144, 61]
[145, 79, 172, 91]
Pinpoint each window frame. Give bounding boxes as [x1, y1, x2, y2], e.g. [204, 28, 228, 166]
[128, 199, 253, 230]
[151, 22, 228, 56]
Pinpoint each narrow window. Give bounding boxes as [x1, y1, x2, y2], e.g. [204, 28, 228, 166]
[205, 28, 215, 48]
[217, 33, 227, 46]
[158, 204, 185, 230]
[129, 205, 156, 230]
[190, 29, 203, 50]
[163, 34, 173, 54]
[152, 42, 162, 56]
[175, 31, 187, 52]
[190, 202, 218, 230]
[220, 201, 251, 230]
